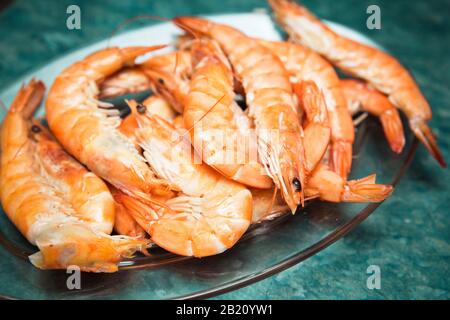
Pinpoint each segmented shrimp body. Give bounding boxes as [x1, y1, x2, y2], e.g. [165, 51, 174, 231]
[0, 80, 147, 272]
[174, 16, 306, 212]
[115, 100, 253, 257]
[269, 0, 445, 167]
[45, 46, 173, 204]
[184, 39, 272, 188]
[259, 40, 353, 178]
[341, 79, 405, 154]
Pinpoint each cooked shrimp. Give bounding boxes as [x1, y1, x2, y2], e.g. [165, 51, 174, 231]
[140, 50, 192, 113]
[184, 39, 272, 188]
[341, 79, 405, 154]
[174, 16, 307, 212]
[99, 67, 152, 99]
[269, 0, 446, 167]
[46, 46, 174, 204]
[114, 100, 252, 257]
[0, 80, 148, 272]
[259, 39, 353, 178]
[305, 164, 393, 203]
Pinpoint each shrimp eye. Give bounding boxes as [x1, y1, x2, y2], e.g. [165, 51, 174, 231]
[136, 103, 147, 114]
[292, 178, 302, 192]
[158, 78, 165, 85]
[31, 125, 41, 133]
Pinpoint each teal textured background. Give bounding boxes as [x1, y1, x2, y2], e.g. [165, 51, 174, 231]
[0, 0, 449, 299]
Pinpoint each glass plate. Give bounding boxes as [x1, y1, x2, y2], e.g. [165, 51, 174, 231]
[0, 13, 416, 299]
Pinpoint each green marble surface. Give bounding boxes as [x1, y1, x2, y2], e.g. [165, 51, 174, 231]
[0, 0, 449, 299]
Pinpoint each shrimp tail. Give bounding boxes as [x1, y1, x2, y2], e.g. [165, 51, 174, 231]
[173, 16, 211, 37]
[29, 223, 150, 272]
[330, 140, 353, 180]
[379, 109, 405, 154]
[343, 174, 393, 202]
[410, 118, 446, 167]
[10, 79, 45, 118]
[268, 0, 316, 27]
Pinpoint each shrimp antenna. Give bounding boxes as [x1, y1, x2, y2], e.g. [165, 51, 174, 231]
[106, 15, 201, 48]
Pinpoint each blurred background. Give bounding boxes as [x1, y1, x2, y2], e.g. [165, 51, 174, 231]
[0, 0, 448, 299]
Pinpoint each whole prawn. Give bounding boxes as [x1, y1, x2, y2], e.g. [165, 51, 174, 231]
[174, 16, 307, 212]
[0, 80, 148, 272]
[45, 46, 174, 204]
[269, 0, 445, 167]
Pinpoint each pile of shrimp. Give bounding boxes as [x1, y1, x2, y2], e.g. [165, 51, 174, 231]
[0, 0, 444, 272]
